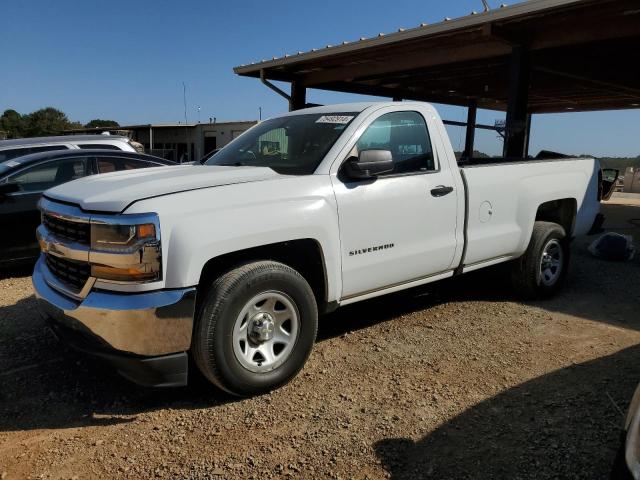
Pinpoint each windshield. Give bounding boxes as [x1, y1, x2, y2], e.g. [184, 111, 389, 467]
[205, 112, 358, 175]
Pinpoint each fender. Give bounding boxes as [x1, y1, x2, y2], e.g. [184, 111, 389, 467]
[125, 174, 343, 302]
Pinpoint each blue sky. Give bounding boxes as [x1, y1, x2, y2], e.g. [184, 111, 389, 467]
[1, 0, 638, 157]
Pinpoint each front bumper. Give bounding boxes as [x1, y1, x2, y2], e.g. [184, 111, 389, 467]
[33, 256, 196, 387]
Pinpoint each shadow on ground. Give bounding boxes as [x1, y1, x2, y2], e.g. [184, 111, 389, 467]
[374, 344, 640, 479]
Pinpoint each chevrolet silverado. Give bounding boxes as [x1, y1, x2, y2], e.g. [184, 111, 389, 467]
[33, 102, 604, 396]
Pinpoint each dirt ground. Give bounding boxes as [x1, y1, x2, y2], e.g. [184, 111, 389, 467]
[1, 199, 639, 480]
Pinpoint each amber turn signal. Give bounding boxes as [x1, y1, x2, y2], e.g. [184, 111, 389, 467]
[137, 223, 156, 239]
[91, 265, 159, 282]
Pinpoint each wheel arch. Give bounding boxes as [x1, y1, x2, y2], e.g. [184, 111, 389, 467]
[534, 198, 577, 237]
[197, 239, 331, 314]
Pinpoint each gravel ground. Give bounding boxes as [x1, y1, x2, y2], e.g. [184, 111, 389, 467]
[0, 201, 639, 480]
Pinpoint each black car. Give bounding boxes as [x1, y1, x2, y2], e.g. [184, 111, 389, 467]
[0, 150, 175, 265]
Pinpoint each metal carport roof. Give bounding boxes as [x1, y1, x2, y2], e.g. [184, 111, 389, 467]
[234, 0, 640, 159]
[234, 0, 640, 114]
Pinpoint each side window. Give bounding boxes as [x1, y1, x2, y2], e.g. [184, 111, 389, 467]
[257, 128, 288, 157]
[356, 111, 435, 175]
[96, 157, 152, 173]
[78, 144, 122, 150]
[7, 158, 88, 192]
[0, 145, 69, 162]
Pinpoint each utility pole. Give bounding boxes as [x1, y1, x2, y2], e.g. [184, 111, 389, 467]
[182, 82, 189, 162]
[258, 106, 262, 121]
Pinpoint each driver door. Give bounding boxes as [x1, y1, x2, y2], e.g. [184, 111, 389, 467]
[332, 109, 459, 298]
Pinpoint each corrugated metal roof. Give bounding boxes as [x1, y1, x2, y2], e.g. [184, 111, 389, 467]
[232, 0, 640, 113]
[234, 0, 583, 74]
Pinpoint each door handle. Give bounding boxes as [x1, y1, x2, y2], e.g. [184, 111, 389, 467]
[430, 185, 454, 197]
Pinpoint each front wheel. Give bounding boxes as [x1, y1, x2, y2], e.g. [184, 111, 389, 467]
[511, 221, 570, 299]
[192, 261, 318, 396]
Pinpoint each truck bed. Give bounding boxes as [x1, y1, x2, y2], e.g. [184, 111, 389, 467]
[458, 153, 578, 168]
[457, 156, 600, 271]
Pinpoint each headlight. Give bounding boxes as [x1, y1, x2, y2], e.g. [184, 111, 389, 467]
[89, 217, 161, 283]
[91, 223, 156, 250]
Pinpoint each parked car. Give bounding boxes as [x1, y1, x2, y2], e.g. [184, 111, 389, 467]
[0, 134, 142, 162]
[33, 102, 610, 395]
[611, 382, 640, 479]
[0, 150, 174, 265]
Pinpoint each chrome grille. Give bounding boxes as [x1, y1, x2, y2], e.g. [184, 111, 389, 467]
[45, 254, 90, 290]
[43, 214, 90, 244]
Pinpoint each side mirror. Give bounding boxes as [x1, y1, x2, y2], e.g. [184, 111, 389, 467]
[344, 149, 394, 179]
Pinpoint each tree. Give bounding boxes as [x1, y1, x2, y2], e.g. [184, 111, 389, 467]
[23, 107, 79, 137]
[0, 109, 26, 138]
[85, 119, 120, 129]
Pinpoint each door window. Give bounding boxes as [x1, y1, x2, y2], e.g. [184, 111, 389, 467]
[257, 128, 288, 157]
[356, 111, 435, 174]
[78, 144, 122, 150]
[6, 157, 88, 192]
[0, 145, 69, 162]
[96, 156, 153, 173]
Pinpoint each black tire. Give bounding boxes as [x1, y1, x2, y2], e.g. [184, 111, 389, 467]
[511, 221, 569, 299]
[192, 261, 318, 396]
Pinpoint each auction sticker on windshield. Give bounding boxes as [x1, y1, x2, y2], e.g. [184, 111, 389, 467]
[316, 115, 354, 124]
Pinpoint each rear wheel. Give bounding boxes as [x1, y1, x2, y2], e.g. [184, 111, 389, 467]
[192, 261, 318, 396]
[511, 221, 569, 299]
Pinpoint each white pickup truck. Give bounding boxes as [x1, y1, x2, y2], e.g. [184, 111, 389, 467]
[33, 102, 606, 395]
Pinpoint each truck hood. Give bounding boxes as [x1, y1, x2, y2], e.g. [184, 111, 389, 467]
[44, 165, 281, 212]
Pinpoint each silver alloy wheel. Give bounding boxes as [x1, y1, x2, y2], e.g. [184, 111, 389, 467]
[539, 238, 564, 286]
[232, 291, 300, 373]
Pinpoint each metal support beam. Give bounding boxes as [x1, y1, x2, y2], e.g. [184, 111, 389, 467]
[463, 101, 477, 159]
[504, 46, 530, 159]
[289, 81, 307, 111]
[524, 114, 532, 158]
[442, 119, 501, 132]
[260, 69, 291, 102]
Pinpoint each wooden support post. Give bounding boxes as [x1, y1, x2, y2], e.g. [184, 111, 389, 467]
[289, 81, 307, 111]
[463, 101, 477, 159]
[504, 46, 530, 159]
